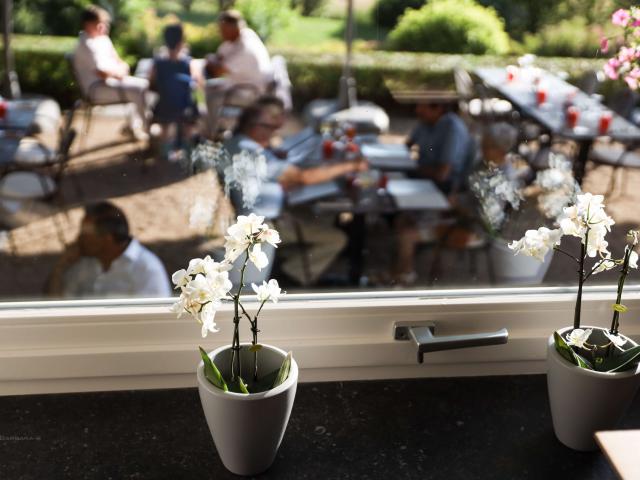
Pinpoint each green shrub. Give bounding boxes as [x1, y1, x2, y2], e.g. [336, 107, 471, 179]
[370, 0, 426, 30]
[289, 0, 328, 16]
[523, 17, 602, 58]
[388, 0, 510, 55]
[235, 0, 296, 41]
[0, 34, 613, 110]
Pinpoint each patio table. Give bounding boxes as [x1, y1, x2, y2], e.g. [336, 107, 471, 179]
[313, 177, 450, 285]
[0, 97, 61, 135]
[474, 66, 640, 184]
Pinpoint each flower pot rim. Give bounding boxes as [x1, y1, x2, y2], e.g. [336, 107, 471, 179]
[197, 343, 298, 400]
[548, 327, 640, 378]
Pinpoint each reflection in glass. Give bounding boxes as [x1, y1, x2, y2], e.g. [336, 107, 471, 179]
[1, 1, 639, 301]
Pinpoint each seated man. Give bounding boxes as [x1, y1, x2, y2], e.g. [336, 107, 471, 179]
[47, 202, 171, 298]
[73, 5, 150, 137]
[222, 98, 367, 284]
[406, 101, 474, 195]
[205, 10, 274, 136]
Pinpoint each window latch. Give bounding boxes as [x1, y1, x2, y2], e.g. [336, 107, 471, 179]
[393, 322, 509, 364]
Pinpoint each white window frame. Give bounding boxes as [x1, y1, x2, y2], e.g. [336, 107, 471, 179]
[1, 286, 640, 396]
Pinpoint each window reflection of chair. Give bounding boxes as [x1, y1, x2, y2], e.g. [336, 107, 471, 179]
[0, 110, 78, 251]
[454, 68, 512, 125]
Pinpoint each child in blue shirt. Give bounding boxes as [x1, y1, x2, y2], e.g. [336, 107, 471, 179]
[150, 24, 198, 159]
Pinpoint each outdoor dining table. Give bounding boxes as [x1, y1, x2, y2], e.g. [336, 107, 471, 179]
[474, 66, 640, 184]
[0, 97, 61, 135]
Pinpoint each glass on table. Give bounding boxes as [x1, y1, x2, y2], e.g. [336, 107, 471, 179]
[0, 99, 7, 120]
[506, 65, 518, 83]
[599, 111, 613, 135]
[566, 106, 580, 129]
[536, 86, 547, 106]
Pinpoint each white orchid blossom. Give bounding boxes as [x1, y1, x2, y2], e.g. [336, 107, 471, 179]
[630, 251, 639, 269]
[252, 279, 282, 303]
[565, 328, 593, 349]
[249, 243, 270, 270]
[509, 227, 562, 261]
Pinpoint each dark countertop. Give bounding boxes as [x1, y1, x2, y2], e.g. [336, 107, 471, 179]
[1, 374, 638, 480]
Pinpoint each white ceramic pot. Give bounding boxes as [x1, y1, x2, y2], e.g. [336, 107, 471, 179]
[197, 343, 298, 476]
[491, 239, 553, 285]
[547, 327, 640, 451]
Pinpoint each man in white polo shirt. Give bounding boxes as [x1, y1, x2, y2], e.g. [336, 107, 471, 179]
[47, 202, 171, 298]
[73, 5, 150, 137]
[204, 10, 274, 136]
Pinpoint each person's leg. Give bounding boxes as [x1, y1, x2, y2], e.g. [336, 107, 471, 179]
[394, 214, 420, 281]
[279, 215, 347, 285]
[104, 76, 150, 131]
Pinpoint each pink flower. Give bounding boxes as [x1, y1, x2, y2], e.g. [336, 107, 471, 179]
[618, 46, 638, 63]
[604, 57, 621, 80]
[600, 37, 609, 53]
[629, 67, 640, 79]
[613, 9, 631, 27]
[633, 19, 640, 27]
[625, 74, 638, 90]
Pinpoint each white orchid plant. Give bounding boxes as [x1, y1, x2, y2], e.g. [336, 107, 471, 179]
[172, 213, 290, 394]
[509, 193, 640, 372]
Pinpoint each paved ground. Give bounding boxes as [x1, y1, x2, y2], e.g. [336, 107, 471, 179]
[0, 108, 637, 300]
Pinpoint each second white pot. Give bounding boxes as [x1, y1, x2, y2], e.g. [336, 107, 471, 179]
[547, 327, 640, 451]
[197, 343, 298, 476]
[491, 239, 553, 285]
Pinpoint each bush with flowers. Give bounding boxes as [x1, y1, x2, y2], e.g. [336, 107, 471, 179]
[601, 6, 640, 90]
[171, 213, 290, 394]
[509, 193, 640, 372]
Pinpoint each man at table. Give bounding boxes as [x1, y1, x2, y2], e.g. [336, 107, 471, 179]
[222, 98, 368, 284]
[204, 10, 274, 136]
[406, 101, 474, 195]
[73, 5, 150, 139]
[47, 202, 171, 298]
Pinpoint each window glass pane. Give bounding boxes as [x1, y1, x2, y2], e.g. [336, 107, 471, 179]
[1, 1, 638, 303]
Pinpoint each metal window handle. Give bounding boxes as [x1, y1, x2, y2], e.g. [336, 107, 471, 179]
[394, 323, 509, 364]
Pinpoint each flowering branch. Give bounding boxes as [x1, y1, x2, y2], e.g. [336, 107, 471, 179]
[171, 214, 283, 391]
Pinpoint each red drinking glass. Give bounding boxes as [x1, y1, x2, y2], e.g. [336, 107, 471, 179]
[345, 124, 356, 140]
[536, 88, 547, 105]
[599, 111, 613, 135]
[322, 139, 334, 160]
[566, 106, 580, 129]
[0, 100, 7, 120]
[378, 173, 388, 190]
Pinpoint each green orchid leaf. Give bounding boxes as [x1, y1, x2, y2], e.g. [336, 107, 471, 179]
[199, 347, 228, 392]
[600, 345, 640, 373]
[272, 352, 293, 389]
[249, 344, 263, 353]
[612, 303, 628, 313]
[554, 331, 593, 370]
[238, 376, 250, 394]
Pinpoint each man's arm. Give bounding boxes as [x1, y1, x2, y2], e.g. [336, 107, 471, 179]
[277, 160, 367, 190]
[45, 243, 82, 297]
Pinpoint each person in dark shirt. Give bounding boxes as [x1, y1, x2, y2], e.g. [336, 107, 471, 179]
[406, 101, 474, 195]
[149, 23, 198, 157]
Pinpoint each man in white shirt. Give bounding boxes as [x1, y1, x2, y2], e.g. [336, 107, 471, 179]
[73, 5, 150, 135]
[47, 202, 171, 298]
[204, 10, 274, 136]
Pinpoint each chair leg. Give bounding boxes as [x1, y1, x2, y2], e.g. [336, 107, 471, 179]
[79, 104, 93, 153]
[292, 219, 313, 286]
[485, 244, 495, 285]
[605, 165, 618, 198]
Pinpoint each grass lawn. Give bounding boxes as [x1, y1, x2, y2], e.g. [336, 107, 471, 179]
[268, 13, 388, 52]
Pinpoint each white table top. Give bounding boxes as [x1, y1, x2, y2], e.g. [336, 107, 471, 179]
[595, 429, 640, 480]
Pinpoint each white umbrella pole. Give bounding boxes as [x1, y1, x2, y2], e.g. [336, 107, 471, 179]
[2, 0, 20, 99]
[337, 0, 356, 110]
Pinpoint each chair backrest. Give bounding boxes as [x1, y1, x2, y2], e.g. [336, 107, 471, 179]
[579, 70, 602, 96]
[453, 68, 475, 99]
[65, 52, 88, 101]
